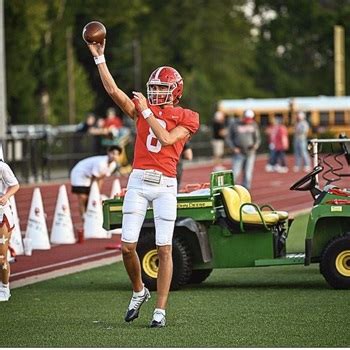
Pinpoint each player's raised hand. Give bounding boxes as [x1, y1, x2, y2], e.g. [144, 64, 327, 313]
[87, 39, 105, 57]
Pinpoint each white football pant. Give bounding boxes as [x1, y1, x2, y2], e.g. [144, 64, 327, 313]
[121, 169, 177, 246]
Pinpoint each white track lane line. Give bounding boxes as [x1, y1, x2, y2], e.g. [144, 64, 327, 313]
[11, 255, 123, 289]
[11, 250, 120, 277]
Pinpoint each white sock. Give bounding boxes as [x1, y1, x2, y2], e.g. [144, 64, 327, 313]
[2, 283, 9, 289]
[153, 308, 166, 321]
[133, 287, 145, 297]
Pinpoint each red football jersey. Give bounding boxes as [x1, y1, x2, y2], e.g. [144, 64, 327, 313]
[132, 100, 199, 177]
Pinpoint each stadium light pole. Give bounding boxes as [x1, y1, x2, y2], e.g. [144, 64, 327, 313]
[334, 25, 346, 96]
[0, 0, 7, 140]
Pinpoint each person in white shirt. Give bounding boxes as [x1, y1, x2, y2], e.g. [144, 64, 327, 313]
[70, 145, 121, 221]
[0, 160, 20, 302]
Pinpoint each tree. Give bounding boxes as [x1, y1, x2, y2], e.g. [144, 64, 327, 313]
[254, 0, 350, 97]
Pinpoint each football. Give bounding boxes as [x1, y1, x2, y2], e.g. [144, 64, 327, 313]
[82, 21, 106, 44]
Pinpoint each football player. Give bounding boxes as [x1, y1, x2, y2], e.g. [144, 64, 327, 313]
[0, 159, 20, 302]
[70, 145, 122, 221]
[87, 40, 199, 327]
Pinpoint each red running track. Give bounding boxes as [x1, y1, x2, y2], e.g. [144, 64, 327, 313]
[11, 154, 314, 285]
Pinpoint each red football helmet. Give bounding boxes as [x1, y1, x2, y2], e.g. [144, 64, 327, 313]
[146, 66, 183, 106]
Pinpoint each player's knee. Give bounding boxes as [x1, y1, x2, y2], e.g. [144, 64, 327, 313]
[121, 242, 136, 257]
[157, 245, 172, 262]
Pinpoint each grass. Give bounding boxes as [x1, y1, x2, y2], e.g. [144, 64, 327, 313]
[1, 212, 349, 347]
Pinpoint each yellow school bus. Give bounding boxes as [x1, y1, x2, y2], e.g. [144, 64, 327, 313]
[217, 96, 350, 135]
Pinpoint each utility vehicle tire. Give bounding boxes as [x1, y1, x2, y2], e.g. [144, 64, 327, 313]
[188, 269, 213, 284]
[320, 234, 350, 289]
[137, 231, 192, 291]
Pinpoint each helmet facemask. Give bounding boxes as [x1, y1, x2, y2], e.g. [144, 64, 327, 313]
[147, 82, 177, 106]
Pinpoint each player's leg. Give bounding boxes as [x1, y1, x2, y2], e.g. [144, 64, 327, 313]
[0, 219, 11, 301]
[151, 182, 177, 327]
[232, 153, 243, 184]
[122, 185, 150, 322]
[77, 193, 89, 219]
[155, 244, 173, 308]
[243, 152, 256, 190]
[71, 186, 90, 221]
[121, 187, 149, 290]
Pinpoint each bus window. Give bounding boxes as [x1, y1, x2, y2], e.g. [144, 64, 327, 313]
[259, 114, 269, 127]
[334, 111, 345, 125]
[319, 111, 329, 126]
[273, 113, 285, 125]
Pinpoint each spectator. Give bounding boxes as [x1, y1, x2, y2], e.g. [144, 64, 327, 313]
[101, 108, 131, 151]
[70, 145, 122, 221]
[75, 112, 97, 133]
[265, 117, 289, 173]
[293, 111, 311, 172]
[176, 142, 193, 187]
[211, 111, 227, 171]
[104, 107, 123, 130]
[226, 109, 261, 189]
[75, 113, 105, 154]
[0, 159, 20, 302]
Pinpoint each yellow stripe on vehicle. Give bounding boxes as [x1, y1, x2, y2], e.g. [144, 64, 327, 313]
[109, 206, 123, 212]
[331, 206, 343, 212]
[177, 201, 212, 209]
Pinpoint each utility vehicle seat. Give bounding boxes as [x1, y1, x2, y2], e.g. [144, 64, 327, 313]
[232, 185, 288, 221]
[221, 187, 279, 228]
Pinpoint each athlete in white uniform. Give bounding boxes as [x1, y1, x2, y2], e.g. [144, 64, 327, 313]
[0, 161, 20, 302]
[70, 145, 121, 221]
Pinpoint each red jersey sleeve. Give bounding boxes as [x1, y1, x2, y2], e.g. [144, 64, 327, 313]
[179, 109, 200, 134]
[132, 97, 141, 115]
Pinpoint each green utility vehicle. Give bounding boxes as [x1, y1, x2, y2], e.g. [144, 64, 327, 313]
[103, 137, 350, 290]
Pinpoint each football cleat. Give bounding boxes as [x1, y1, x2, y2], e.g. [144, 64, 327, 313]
[124, 287, 150, 322]
[0, 287, 11, 302]
[150, 311, 166, 328]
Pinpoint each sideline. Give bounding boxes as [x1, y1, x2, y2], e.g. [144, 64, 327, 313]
[11, 254, 123, 289]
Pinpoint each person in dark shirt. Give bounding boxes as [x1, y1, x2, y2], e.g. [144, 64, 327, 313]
[176, 142, 193, 188]
[226, 109, 261, 189]
[76, 113, 96, 133]
[211, 111, 227, 171]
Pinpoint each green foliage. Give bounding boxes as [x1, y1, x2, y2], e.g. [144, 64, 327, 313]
[254, 0, 350, 97]
[137, 0, 264, 122]
[5, 0, 46, 123]
[5, 0, 350, 124]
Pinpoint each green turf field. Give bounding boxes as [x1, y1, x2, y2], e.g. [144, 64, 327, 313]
[1, 213, 349, 347]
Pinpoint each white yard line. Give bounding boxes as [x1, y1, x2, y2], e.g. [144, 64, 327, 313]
[11, 253, 123, 289]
